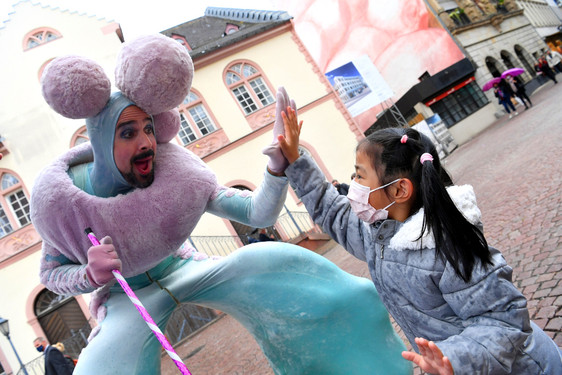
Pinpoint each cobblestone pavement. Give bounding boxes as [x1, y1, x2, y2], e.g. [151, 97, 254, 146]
[162, 80, 562, 374]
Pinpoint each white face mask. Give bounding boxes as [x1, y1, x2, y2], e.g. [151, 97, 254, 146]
[347, 179, 400, 224]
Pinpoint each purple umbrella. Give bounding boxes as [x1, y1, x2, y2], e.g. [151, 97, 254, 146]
[482, 77, 502, 91]
[501, 67, 525, 79]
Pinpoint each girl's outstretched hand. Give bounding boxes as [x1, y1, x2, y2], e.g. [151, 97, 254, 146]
[278, 106, 303, 164]
[402, 337, 454, 375]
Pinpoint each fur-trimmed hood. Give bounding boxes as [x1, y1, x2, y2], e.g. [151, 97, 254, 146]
[389, 185, 482, 251]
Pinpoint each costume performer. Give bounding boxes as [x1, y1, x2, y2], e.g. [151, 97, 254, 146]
[31, 34, 412, 374]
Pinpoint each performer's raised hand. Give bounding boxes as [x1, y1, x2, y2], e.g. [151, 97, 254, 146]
[85, 236, 122, 287]
[262, 87, 296, 175]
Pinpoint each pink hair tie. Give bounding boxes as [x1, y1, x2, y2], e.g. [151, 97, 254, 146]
[400, 135, 408, 144]
[420, 153, 434, 164]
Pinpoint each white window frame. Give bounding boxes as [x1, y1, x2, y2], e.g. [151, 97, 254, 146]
[225, 62, 275, 115]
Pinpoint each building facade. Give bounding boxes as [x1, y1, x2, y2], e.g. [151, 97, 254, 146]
[368, 0, 559, 144]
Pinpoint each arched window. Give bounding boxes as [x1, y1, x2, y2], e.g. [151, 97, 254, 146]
[34, 289, 91, 359]
[0, 171, 30, 238]
[23, 28, 62, 50]
[177, 90, 219, 146]
[70, 126, 89, 148]
[171, 34, 191, 51]
[224, 23, 239, 35]
[485, 56, 505, 78]
[224, 61, 275, 115]
[514, 44, 537, 78]
[500, 50, 516, 70]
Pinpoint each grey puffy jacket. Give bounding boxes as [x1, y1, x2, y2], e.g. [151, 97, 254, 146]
[285, 154, 562, 375]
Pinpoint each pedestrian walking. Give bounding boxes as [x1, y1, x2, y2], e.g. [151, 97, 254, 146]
[505, 75, 532, 109]
[546, 50, 562, 74]
[536, 57, 558, 84]
[493, 81, 518, 118]
[33, 337, 75, 375]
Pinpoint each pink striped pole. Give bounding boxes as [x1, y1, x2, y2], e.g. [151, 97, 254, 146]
[85, 228, 191, 375]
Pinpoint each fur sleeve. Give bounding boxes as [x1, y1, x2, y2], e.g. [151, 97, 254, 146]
[39, 241, 97, 295]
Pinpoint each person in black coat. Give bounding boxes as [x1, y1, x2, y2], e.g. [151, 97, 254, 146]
[536, 57, 558, 84]
[34, 337, 74, 375]
[505, 75, 532, 109]
[494, 80, 518, 118]
[331, 179, 350, 195]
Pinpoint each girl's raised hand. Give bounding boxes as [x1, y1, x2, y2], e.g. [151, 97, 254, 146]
[278, 106, 303, 164]
[402, 337, 454, 375]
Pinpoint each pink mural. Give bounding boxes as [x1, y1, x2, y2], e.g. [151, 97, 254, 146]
[276, 0, 466, 131]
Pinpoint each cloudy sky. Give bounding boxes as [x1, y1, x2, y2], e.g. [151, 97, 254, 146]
[0, 0, 281, 39]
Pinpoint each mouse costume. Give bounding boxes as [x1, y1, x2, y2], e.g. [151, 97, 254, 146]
[31, 34, 411, 374]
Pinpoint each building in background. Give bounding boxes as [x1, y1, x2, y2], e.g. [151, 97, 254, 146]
[366, 0, 560, 144]
[0, 1, 123, 373]
[278, 0, 559, 144]
[0, 2, 362, 373]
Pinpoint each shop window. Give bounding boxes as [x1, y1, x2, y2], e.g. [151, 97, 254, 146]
[0, 171, 31, 238]
[224, 61, 275, 115]
[430, 81, 489, 128]
[177, 90, 219, 146]
[23, 28, 61, 50]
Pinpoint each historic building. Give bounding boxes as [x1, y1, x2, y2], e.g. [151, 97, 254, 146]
[429, 0, 560, 95]
[369, 0, 560, 144]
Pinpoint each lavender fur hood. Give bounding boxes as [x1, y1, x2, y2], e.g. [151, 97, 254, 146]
[30, 141, 223, 278]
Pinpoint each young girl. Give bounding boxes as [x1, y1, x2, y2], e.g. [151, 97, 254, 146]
[278, 107, 562, 374]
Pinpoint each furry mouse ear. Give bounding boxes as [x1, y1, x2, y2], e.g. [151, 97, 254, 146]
[115, 34, 194, 115]
[153, 109, 180, 144]
[41, 55, 111, 119]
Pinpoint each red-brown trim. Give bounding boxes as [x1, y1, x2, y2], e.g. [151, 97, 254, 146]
[425, 77, 476, 106]
[288, 24, 364, 141]
[69, 125, 88, 148]
[38, 58, 55, 82]
[22, 27, 62, 51]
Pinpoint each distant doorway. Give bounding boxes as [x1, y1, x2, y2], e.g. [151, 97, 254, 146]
[35, 289, 91, 359]
[485, 56, 504, 77]
[515, 44, 536, 78]
[500, 50, 516, 70]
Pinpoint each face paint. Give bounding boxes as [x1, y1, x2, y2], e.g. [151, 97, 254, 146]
[113, 105, 157, 189]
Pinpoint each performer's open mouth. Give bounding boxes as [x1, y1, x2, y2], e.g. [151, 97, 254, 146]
[134, 157, 152, 175]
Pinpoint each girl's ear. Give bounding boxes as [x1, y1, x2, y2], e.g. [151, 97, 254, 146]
[393, 178, 414, 203]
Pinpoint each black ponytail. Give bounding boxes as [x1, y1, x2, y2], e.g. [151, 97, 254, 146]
[358, 128, 491, 281]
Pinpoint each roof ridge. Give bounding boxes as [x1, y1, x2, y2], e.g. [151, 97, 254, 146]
[204, 6, 291, 23]
[1, 0, 112, 30]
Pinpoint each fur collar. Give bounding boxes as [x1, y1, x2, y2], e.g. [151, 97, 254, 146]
[30, 142, 223, 276]
[389, 185, 482, 251]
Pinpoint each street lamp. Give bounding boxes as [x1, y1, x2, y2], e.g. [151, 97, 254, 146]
[0, 317, 30, 375]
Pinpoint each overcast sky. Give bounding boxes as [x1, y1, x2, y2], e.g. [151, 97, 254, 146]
[0, 0, 281, 39]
